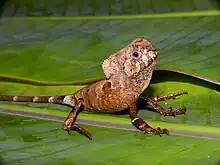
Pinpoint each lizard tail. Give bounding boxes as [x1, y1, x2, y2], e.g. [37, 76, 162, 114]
[0, 95, 70, 104]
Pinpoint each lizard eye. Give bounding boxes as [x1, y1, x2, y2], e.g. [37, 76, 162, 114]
[132, 52, 140, 58]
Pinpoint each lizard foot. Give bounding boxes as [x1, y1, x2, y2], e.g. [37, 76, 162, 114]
[144, 127, 170, 136]
[160, 107, 186, 117]
[63, 123, 92, 140]
[132, 118, 169, 136]
[145, 96, 187, 117]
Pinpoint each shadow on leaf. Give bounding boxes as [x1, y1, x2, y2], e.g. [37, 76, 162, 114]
[152, 70, 220, 92]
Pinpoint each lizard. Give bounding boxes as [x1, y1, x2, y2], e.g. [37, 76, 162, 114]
[0, 37, 187, 140]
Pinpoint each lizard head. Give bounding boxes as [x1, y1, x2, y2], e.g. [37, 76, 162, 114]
[102, 37, 158, 79]
[122, 37, 158, 78]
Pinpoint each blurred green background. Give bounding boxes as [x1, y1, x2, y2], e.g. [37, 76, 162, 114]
[0, 0, 220, 165]
[0, 0, 219, 16]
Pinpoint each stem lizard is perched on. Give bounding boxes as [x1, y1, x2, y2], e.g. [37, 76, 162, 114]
[0, 37, 187, 139]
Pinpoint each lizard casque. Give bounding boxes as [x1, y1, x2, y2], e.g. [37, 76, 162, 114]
[0, 37, 187, 139]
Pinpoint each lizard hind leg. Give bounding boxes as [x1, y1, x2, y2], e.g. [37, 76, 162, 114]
[63, 99, 92, 140]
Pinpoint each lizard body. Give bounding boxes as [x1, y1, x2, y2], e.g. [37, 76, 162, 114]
[0, 38, 187, 139]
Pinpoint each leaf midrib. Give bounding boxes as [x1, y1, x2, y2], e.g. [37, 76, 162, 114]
[1, 105, 220, 140]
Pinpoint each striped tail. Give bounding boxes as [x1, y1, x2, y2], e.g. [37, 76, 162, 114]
[0, 95, 75, 106]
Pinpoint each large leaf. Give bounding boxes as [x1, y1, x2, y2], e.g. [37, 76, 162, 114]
[1, 114, 220, 165]
[0, 13, 219, 126]
[0, 13, 219, 82]
[0, 0, 220, 165]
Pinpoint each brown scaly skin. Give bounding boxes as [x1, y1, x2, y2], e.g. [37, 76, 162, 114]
[0, 37, 187, 139]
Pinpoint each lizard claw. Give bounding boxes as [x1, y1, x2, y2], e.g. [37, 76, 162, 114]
[63, 124, 71, 135]
[162, 107, 186, 117]
[65, 128, 71, 135]
[63, 123, 92, 140]
[145, 127, 170, 136]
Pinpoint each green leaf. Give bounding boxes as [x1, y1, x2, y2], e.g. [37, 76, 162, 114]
[0, 13, 219, 127]
[0, 1, 220, 165]
[0, 13, 219, 82]
[1, 114, 220, 165]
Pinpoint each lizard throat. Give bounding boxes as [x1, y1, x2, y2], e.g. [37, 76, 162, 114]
[127, 61, 156, 93]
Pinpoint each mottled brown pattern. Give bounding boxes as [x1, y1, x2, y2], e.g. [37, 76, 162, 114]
[48, 96, 65, 103]
[0, 38, 187, 139]
[74, 80, 129, 112]
[13, 96, 34, 102]
[0, 95, 66, 104]
[0, 96, 14, 101]
[33, 96, 51, 102]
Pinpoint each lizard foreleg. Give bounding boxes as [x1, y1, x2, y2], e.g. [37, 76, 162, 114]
[129, 104, 169, 136]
